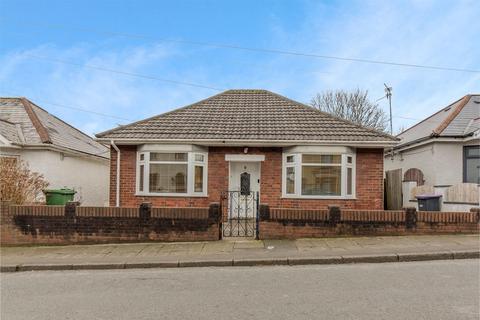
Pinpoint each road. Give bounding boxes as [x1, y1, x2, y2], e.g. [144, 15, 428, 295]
[1, 260, 479, 320]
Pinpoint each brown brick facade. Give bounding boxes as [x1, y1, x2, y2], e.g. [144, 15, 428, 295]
[110, 146, 385, 209]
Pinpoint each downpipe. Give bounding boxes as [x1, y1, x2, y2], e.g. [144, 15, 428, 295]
[111, 140, 120, 207]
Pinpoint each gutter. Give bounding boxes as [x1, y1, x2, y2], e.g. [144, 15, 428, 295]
[392, 134, 473, 153]
[95, 138, 399, 148]
[111, 140, 120, 207]
[3, 143, 109, 161]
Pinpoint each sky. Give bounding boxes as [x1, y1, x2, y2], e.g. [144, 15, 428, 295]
[0, 0, 479, 136]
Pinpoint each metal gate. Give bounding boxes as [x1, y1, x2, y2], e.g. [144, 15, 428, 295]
[220, 191, 259, 238]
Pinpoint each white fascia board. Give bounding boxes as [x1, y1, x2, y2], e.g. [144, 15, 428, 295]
[393, 137, 471, 154]
[20, 144, 109, 162]
[96, 138, 398, 148]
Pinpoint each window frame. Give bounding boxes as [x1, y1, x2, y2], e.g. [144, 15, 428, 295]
[282, 152, 356, 199]
[136, 151, 208, 197]
[463, 145, 480, 184]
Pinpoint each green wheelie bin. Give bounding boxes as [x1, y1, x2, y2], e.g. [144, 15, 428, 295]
[43, 188, 76, 205]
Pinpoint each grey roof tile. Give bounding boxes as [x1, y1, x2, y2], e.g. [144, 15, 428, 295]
[398, 94, 480, 147]
[0, 98, 109, 158]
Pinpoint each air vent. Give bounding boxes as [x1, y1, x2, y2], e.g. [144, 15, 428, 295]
[473, 100, 480, 104]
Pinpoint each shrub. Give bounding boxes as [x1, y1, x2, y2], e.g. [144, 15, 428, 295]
[0, 157, 49, 204]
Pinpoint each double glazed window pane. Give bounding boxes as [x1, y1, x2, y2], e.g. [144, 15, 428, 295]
[301, 166, 341, 196]
[149, 164, 187, 193]
[302, 154, 341, 164]
[347, 167, 353, 195]
[464, 147, 480, 184]
[194, 166, 204, 192]
[286, 167, 295, 194]
[139, 165, 144, 192]
[150, 153, 187, 162]
[465, 158, 480, 183]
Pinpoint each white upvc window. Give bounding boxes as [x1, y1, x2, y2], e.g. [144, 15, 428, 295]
[136, 151, 208, 196]
[282, 152, 356, 199]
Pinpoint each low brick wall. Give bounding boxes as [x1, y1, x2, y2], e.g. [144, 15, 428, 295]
[1, 201, 221, 245]
[259, 205, 480, 239]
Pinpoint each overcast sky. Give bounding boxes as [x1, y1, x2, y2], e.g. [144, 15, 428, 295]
[1, 0, 479, 136]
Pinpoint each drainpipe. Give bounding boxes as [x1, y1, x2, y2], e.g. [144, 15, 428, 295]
[111, 140, 120, 207]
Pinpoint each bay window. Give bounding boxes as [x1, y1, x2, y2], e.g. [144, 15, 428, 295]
[137, 151, 207, 196]
[283, 151, 355, 198]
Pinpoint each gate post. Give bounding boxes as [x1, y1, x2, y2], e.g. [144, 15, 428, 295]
[209, 202, 221, 240]
[208, 202, 221, 221]
[139, 202, 151, 220]
[259, 204, 270, 220]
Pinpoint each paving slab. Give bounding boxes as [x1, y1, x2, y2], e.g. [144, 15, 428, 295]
[201, 241, 234, 254]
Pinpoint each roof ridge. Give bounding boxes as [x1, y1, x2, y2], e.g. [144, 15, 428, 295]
[20, 97, 52, 144]
[397, 95, 467, 138]
[432, 95, 471, 136]
[24, 98, 109, 152]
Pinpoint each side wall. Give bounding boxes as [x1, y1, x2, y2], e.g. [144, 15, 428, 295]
[1, 148, 109, 206]
[385, 140, 478, 186]
[110, 146, 384, 210]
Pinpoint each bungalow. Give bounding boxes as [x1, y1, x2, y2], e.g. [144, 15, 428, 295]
[385, 94, 480, 211]
[96, 90, 398, 212]
[0, 98, 110, 206]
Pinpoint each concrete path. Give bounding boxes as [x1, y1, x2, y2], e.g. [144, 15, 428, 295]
[1, 234, 478, 271]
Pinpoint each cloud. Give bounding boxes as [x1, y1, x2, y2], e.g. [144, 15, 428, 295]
[0, 42, 217, 136]
[245, 0, 480, 131]
[0, 0, 478, 136]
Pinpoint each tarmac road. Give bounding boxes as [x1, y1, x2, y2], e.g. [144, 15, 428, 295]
[1, 259, 479, 320]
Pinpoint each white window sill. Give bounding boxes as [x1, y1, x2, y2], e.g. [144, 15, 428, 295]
[281, 195, 357, 200]
[135, 193, 209, 198]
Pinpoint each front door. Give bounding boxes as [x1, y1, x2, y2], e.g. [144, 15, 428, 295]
[228, 162, 260, 218]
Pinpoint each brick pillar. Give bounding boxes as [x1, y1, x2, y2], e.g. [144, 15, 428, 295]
[208, 203, 220, 221]
[328, 205, 341, 225]
[208, 203, 221, 240]
[65, 201, 79, 219]
[0, 200, 12, 225]
[139, 202, 152, 220]
[470, 207, 480, 223]
[404, 207, 417, 229]
[259, 204, 270, 220]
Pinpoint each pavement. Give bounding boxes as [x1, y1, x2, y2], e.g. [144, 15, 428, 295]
[1, 234, 479, 272]
[2, 260, 479, 319]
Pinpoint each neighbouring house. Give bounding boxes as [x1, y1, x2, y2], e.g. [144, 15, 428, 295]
[0, 98, 110, 206]
[95, 89, 398, 210]
[385, 94, 480, 211]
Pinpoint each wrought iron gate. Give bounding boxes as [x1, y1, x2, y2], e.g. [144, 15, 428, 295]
[220, 191, 259, 238]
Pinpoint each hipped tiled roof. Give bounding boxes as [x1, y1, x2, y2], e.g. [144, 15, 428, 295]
[96, 90, 397, 144]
